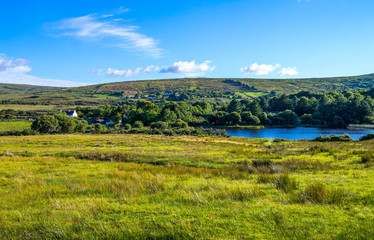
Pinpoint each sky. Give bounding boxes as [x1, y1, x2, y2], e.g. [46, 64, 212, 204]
[1, 0, 374, 87]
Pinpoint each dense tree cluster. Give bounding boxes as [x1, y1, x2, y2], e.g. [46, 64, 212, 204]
[73, 90, 374, 129]
[28, 89, 374, 136]
[31, 113, 88, 133]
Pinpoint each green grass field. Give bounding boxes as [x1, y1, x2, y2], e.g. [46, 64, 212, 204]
[0, 121, 32, 133]
[0, 134, 374, 239]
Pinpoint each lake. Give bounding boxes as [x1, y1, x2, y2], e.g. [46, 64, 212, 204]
[227, 127, 374, 140]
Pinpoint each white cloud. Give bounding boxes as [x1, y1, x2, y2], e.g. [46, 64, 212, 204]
[241, 63, 280, 75]
[160, 60, 215, 75]
[0, 54, 87, 87]
[106, 65, 159, 77]
[51, 10, 163, 58]
[0, 55, 31, 74]
[278, 67, 299, 76]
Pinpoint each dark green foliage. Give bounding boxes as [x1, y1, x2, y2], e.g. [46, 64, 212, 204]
[31, 115, 59, 133]
[124, 123, 132, 131]
[150, 121, 169, 130]
[227, 99, 242, 113]
[31, 114, 89, 134]
[359, 133, 374, 141]
[227, 112, 242, 125]
[314, 134, 352, 142]
[133, 121, 144, 128]
[241, 111, 261, 125]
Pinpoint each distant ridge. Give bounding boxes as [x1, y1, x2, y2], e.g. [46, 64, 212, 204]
[1, 73, 374, 106]
[0, 83, 61, 95]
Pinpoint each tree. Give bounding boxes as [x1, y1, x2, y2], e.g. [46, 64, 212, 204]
[208, 111, 228, 125]
[248, 100, 263, 117]
[133, 121, 144, 128]
[94, 123, 104, 133]
[31, 115, 59, 133]
[227, 99, 242, 113]
[277, 110, 299, 125]
[226, 112, 241, 125]
[54, 113, 76, 133]
[241, 111, 260, 125]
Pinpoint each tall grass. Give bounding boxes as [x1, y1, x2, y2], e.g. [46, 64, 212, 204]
[0, 134, 373, 239]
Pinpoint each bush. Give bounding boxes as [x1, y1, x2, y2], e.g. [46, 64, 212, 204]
[93, 123, 105, 133]
[314, 134, 352, 142]
[150, 121, 169, 130]
[133, 121, 144, 128]
[170, 119, 188, 128]
[124, 123, 132, 131]
[359, 133, 374, 141]
[31, 115, 59, 133]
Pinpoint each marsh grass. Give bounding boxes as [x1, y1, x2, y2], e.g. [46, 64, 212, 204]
[0, 134, 373, 239]
[294, 182, 347, 205]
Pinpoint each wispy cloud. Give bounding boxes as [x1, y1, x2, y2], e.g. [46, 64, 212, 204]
[106, 65, 159, 77]
[0, 53, 87, 87]
[160, 60, 215, 76]
[103, 60, 216, 78]
[0, 54, 31, 74]
[50, 9, 163, 58]
[279, 67, 299, 76]
[241, 63, 280, 75]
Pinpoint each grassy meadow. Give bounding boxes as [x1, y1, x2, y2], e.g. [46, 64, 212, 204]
[1, 134, 374, 239]
[0, 121, 32, 133]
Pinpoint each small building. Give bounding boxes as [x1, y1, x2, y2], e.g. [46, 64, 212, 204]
[65, 110, 78, 118]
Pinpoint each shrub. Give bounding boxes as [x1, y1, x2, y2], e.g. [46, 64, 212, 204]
[124, 123, 132, 131]
[359, 133, 374, 141]
[94, 123, 105, 133]
[171, 119, 189, 128]
[314, 134, 352, 142]
[150, 121, 169, 130]
[31, 115, 59, 133]
[133, 121, 144, 128]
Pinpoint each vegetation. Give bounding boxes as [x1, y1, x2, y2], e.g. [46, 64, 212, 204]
[2, 73, 374, 107]
[0, 134, 374, 239]
[0, 83, 59, 94]
[0, 121, 31, 134]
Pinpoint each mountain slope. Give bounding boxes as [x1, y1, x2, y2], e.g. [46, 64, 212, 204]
[0, 83, 61, 94]
[1, 73, 374, 106]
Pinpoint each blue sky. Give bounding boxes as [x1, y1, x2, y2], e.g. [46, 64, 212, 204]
[1, 0, 374, 87]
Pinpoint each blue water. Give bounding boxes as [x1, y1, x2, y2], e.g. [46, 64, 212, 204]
[227, 127, 374, 140]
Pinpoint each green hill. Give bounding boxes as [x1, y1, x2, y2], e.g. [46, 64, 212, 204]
[1, 73, 374, 107]
[0, 83, 60, 95]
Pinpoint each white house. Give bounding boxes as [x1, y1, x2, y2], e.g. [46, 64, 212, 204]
[65, 110, 78, 118]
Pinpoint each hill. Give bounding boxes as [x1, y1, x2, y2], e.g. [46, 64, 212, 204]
[1, 73, 374, 107]
[0, 83, 60, 94]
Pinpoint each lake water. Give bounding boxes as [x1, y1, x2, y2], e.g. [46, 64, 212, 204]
[227, 127, 374, 140]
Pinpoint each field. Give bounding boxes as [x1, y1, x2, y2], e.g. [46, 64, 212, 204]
[0, 121, 32, 133]
[1, 134, 374, 239]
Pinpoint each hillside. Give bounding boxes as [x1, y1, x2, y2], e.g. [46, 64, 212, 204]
[0, 83, 60, 94]
[1, 73, 374, 107]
